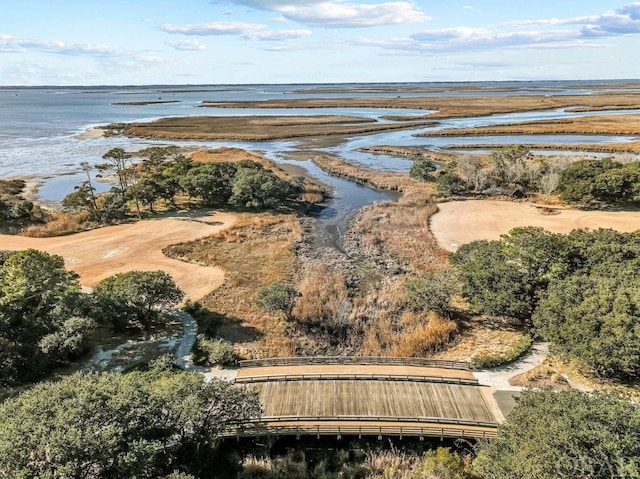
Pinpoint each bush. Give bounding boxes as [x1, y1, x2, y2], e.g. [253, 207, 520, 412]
[255, 282, 299, 320]
[93, 270, 184, 330]
[404, 269, 459, 318]
[230, 168, 296, 209]
[409, 158, 437, 182]
[194, 336, 238, 366]
[471, 335, 533, 369]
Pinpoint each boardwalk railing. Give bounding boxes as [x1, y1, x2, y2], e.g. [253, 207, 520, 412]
[239, 356, 471, 370]
[235, 373, 479, 386]
[224, 415, 498, 440]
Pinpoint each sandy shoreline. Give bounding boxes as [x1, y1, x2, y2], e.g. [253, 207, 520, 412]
[75, 127, 105, 140]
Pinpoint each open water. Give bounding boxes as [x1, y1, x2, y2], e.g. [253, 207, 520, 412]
[1, 81, 638, 243]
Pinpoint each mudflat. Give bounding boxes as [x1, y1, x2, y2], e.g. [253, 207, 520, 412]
[430, 200, 640, 251]
[0, 211, 236, 301]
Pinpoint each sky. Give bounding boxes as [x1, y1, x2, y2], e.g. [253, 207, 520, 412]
[1, 0, 639, 85]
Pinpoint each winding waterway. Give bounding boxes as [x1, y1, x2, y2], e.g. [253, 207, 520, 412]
[1, 81, 638, 243]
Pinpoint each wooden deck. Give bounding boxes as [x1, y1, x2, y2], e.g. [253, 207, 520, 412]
[231, 357, 501, 440]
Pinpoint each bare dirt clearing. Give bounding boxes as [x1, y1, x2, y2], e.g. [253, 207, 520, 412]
[430, 200, 640, 251]
[0, 211, 236, 301]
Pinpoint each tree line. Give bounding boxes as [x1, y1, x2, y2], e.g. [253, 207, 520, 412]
[64, 147, 302, 224]
[422, 146, 640, 206]
[451, 226, 640, 379]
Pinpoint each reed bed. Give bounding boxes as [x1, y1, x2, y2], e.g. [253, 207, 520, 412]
[423, 113, 640, 137]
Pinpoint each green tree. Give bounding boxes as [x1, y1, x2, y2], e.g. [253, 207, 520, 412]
[451, 227, 567, 322]
[99, 147, 131, 196]
[409, 158, 437, 182]
[180, 163, 237, 206]
[435, 171, 467, 196]
[254, 282, 299, 320]
[534, 271, 640, 378]
[474, 389, 640, 479]
[451, 240, 533, 321]
[0, 249, 91, 385]
[230, 168, 296, 209]
[404, 269, 459, 318]
[93, 270, 184, 330]
[63, 181, 100, 221]
[0, 369, 261, 478]
[559, 158, 619, 204]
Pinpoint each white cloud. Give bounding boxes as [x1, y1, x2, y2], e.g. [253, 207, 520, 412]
[462, 5, 474, 11]
[218, 1, 429, 27]
[410, 27, 581, 51]
[357, 2, 640, 54]
[245, 29, 312, 40]
[0, 33, 160, 63]
[504, 2, 640, 37]
[166, 39, 208, 50]
[161, 21, 312, 41]
[160, 21, 264, 36]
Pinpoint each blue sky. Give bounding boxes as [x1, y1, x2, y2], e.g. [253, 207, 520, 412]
[1, 1, 639, 85]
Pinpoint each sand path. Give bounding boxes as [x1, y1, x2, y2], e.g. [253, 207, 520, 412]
[430, 200, 640, 251]
[0, 211, 236, 301]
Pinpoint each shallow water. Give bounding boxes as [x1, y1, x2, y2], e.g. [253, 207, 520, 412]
[1, 82, 638, 241]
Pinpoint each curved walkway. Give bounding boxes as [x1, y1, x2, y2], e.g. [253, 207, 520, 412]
[473, 342, 549, 391]
[172, 309, 238, 381]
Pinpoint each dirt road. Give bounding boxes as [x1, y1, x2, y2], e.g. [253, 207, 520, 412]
[430, 200, 640, 251]
[0, 211, 236, 301]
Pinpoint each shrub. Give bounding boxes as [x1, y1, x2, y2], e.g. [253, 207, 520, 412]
[471, 334, 533, 369]
[194, 336, 238, 367]
[404, 269, 459, 318]
[409, 158, 437, 182]
[254, 282, 299, 320]
[474, 389, 640, 479]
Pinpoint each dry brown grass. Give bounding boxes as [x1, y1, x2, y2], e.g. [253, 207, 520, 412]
[311, 155, 447, 272]
[424, 113, 640, 137]
[312, 154, 414, 191]
[199, 91, 640, 119]
[358, 145, 455, 163]
[20, 211, 90, 237]
[452, 140, 640, 155]
[433, 323, 527, 363]
[163, 213, 302, 358]
[362, 310, 457, 357]
[107, 115, 433, 141]
[293, 263, 349, 325]
[449, 141, 640, 155]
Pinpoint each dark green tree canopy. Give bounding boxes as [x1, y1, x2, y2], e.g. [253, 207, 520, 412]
[93, 270, 184, 330]
[230, 167, 297, 209]
[409, 158, 437, 182]
[474, 389, 640, 479]
[0, 369, 261, 478]
[559, 158, 640, 205]
[452, 227, 640, 379]
[0, 249, 93, 386]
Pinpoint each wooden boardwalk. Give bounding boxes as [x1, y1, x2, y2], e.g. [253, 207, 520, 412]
[230, 357, 501, 440]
